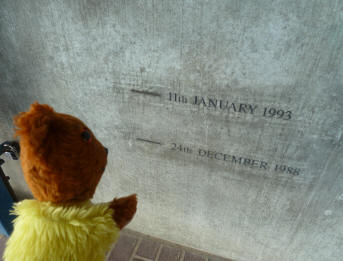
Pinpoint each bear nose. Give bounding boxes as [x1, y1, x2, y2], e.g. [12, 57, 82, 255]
[105, 147, 108, 155]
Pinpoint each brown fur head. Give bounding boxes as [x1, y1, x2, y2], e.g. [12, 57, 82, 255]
[14, 103, 108, 203]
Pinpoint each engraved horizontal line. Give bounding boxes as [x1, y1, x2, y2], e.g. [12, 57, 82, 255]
[130, 89, 161, 97]
[132, 256, 152, 261]
[136, 138, 162, 145]
[113, 82, 167, 88]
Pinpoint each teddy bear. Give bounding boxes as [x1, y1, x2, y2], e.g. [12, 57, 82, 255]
[3, 103, 137, 261]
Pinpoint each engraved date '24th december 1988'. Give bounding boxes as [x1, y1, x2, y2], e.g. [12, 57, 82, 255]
[171, 143, 300, 176]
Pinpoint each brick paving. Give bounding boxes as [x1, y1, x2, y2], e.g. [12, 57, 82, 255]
[107, 230, 233, 261]
[0, 229, 234, 261]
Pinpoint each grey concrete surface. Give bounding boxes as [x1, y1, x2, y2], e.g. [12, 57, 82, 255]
[0, 1, 343, 261]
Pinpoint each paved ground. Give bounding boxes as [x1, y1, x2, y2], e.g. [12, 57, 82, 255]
[0, 229, 233, 261]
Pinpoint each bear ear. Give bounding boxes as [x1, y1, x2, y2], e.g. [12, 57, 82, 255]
[14, 102, 55, 145]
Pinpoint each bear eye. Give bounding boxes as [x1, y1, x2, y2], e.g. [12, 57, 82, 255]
[81, 130, 92, 142]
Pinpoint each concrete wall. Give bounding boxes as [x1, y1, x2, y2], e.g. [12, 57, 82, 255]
[1, 1, 343, 260]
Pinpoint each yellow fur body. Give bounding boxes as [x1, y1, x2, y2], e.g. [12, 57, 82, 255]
[3, 200, 119, 261]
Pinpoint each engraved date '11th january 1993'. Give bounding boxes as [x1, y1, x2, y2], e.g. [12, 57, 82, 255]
[169, 92, 292, 120]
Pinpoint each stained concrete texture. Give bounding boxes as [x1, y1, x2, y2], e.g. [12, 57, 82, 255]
[0, 1, 343, 261]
